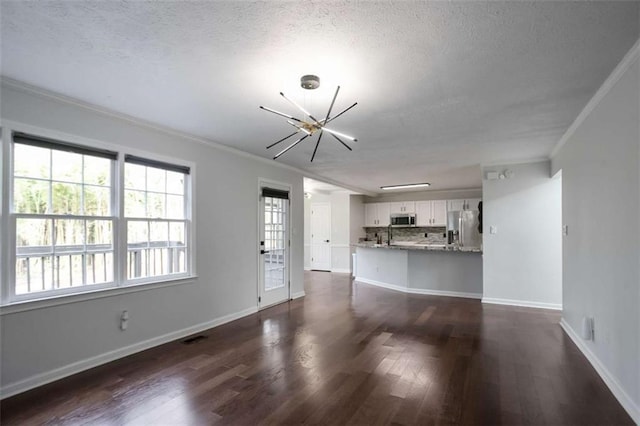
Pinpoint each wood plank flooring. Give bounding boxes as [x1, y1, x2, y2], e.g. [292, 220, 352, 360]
[1, 271, 633, 425]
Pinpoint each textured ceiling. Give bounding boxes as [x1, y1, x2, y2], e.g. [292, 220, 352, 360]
[1, 1, 638, 193]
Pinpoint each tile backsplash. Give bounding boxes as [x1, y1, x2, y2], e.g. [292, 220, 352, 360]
[363, 227, 447, 244]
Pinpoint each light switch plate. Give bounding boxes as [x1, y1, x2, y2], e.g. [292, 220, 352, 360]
[562, 225, 568, 236]
[489, 226, 497, 234]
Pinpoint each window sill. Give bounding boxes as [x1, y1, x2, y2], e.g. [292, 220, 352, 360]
[0, 275, 198, 315]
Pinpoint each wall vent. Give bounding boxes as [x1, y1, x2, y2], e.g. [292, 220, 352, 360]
[182, 335, 207, 345]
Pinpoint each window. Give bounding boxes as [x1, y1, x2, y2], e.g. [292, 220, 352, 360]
[124, 155, 189, 280]
[6, 131, 192, 304]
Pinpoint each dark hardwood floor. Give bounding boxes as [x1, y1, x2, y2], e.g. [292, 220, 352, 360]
[1, 271, 633, 425]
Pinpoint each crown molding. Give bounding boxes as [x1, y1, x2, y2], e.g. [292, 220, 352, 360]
[481, 157, 549, 168]
[550, 38, 640, 159]
[0, 76, 375, 197]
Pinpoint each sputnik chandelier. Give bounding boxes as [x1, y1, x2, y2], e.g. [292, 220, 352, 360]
[260, 75, 358, 162]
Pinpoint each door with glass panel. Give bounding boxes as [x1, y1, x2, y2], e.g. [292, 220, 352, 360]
[259, 186, 290, 308]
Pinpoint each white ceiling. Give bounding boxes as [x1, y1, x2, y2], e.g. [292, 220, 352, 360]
[1, 1, 638, 194]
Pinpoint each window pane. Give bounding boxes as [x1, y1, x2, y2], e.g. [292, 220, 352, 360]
[54, 254, 84, 288]
[147, 167, 165, 193]
[84, 156, 111, 186]
[17, 218, 53, 249]
[166, 195, 184, 219]
[52, 182, 82, 215]
[16, 256, 54, 294]
[150, 221, 168, 246]
[84, 185, 110, 216]
[55, 219, 84, 248]
[147, 193, 165, 218]
[86, 252, 114, 284]
[14, 179, 50, 214]
[169, 222, 185, 246]
[128, 221, 148, 245]
[52, 151, 82, 183]
[87, 220, 112, 246]
[14, 144, 50, 179]
[125, 190, 146, 217]
[166, 171, 184, 195]
[125, 163, 146, 190]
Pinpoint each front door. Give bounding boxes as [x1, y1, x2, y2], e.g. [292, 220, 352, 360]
[259, 186, 290, 308]
[310, 202, 331, 271]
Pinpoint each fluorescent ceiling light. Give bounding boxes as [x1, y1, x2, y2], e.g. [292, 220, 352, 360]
[380, 183, 431, 190]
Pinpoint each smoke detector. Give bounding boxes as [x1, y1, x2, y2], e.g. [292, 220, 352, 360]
[300, 75, 320, 90]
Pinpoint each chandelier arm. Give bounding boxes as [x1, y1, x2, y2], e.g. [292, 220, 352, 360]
[323, 102, 358, 125]
[280, 92, 322, 124]
[323, 86, 341, 124]
[273, 134, 310, 159]
[330, 133, 353, 151]
[266, 131, 300, 150]
[259, 106, 304, 123]
[310, 131, 324, 163]
[321, 126, 358, 142]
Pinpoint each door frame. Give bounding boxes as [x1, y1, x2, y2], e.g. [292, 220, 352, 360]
[310, 201, 332, 271]
[257, 178, 292, 310]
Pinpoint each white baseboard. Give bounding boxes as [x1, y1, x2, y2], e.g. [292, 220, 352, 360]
[304, 266, 311, 271]
[0, 306, 258, 399]
[560, 318, 639, 424]
[291, 291, 306, 300]
[331, 268, 351, 274]
[482, 297, 562, 311]
[355, 277, 482, 300]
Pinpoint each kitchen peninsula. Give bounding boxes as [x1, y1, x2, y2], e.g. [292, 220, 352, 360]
[354, 242, 483, 298]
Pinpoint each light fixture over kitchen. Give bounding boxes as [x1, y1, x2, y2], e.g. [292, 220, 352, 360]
[380, 182, 431, 190]
[260, 75, 358, 162]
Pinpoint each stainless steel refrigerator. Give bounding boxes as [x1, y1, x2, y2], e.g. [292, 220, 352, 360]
[447, 210, 481, 248]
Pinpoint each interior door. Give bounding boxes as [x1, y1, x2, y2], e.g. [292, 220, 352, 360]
[259, 187, 290, 308]
[310, 203, 331, 271]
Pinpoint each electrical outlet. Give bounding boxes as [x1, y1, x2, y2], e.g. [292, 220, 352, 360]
[490, 226, 498, 234]
[120, 310, 129, 331]
[424, 233, 428, 237]
[562, 225, 568, 236]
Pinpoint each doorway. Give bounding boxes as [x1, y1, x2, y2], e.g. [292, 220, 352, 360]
[310, 202, 331, 271]
[259, 183, 290, 309]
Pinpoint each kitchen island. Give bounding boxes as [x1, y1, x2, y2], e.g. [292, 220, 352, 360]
[354, 242, 483, 298]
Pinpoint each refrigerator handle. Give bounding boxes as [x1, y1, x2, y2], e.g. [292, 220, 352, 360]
[458, 214, 464, 246]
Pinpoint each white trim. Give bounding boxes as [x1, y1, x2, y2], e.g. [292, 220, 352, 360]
[355, 277, 482, 299]
[1, 78, 375, 197]
[331, 244, 351, 248]
[482, 297, 562, 311]
[0, 276, 197, 315]
[304, 266, 312, 271]
[560, 319, 640, 424]
[481, 157, 550, 168]
[0, 305, 258, 399]
[550, 38, 640, 158]
[291, 291, 305, 300]
[331, 268, 351, 274]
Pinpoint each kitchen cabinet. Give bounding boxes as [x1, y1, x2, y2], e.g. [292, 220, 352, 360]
[365, 203, 391, 226]
[416, 200, 447, 226]
[389, 202, 415, 214]
[448, 198, 482, 212]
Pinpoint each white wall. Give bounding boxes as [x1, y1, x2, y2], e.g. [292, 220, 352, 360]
[0, 82, 305, 395]
[551, 45, 639, 421]
[349, 195, 366, 271]
[303, 191, 354, 273]
[482, 161, 563, 310]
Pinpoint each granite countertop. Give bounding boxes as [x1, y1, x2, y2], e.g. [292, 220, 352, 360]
[354, 241, 482, 253]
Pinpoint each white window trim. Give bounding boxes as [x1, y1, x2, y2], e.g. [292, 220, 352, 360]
[0, 119, 197, 308]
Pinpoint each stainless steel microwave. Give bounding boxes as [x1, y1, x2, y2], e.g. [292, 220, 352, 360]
[390, 213, 416, 227]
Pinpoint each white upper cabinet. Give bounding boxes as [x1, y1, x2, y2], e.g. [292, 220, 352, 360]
[431, 200, 447, 226]
[389, 201, 415, 214]
[365, 203, 391, 226]
[416, 200, 447, 226]
[447, 198, 482, 212]
[415, 201, 431, 226]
